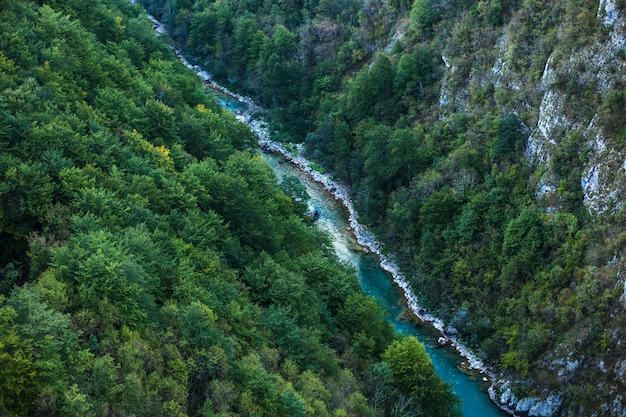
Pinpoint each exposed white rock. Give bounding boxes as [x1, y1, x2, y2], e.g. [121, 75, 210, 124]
[576, 32, 626, 95]
[581, 115, 626, 214]
[526, 0, 626, 214]
[597, 0, 626, 56]
[146, 13, 167, 36]
[574, 21, 626, 213]
[526, 90, 568, 165]
[598, 0, 620, 27]
[491, 31, 510, 80]
[566, 358, 581, 372]
[384, 21, 406, 53]
[541, 55, 556, 88]
[615, 359, 626, 383]
[620, 269, 626, 308]
[587, 120, 608, 155]
[500, 386, 516, 406]
[489, 27, 526, 95]
[516, 397, 540, 413]
[438, 54, 469, 112]
[438, 74, 454, 109]
[608, 394, 625, 416]
[492, 54, 507, 78]
[496, 382, 563, 417]
[442, 55, 451, 68]
[439, 87, 451, 107]
[438, 56, 452, 108]
[557, 358, 582, 379]
[528, 394, 563, 417]
[582, 158, 601, 205]
[536, 91, 565, 147]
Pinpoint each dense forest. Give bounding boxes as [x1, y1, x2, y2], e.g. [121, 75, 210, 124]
[141, 0, 626, 414]
[0, 0, 461, 416]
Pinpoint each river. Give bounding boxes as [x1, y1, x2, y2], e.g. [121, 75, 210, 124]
[145, 12, 509, 416]
[261, 149, 508, 417]
[208, 90, 508, 417]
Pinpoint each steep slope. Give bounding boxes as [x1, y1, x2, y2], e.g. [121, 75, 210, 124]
[0, 0, 460, 416]
[435, 2, 626, 413]
[480, 2, 626, 414]
[140, 0, 626, 415]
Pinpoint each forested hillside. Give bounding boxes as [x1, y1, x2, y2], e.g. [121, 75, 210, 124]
[144, 0, 626, 415]
[0, 0, 460, 416]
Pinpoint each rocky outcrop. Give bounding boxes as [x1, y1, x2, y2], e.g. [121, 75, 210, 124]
[529, 0, 626, 215]
[443, 1, 626, 415]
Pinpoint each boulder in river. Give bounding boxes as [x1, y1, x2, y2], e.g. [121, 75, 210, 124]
[444, 326, 459, 336]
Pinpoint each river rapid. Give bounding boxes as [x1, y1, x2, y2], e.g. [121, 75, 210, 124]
[262, 150, 508, 417]
[206, 89, 510, 417]
[145, 10, 512, 417]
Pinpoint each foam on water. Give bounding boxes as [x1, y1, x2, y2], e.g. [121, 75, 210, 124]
[143, 10, 514, 414]
[242, 114, 494, 377]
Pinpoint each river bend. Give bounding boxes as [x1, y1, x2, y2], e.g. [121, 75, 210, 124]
[145, 10, 510, 416]
[210, 89, 508, 417]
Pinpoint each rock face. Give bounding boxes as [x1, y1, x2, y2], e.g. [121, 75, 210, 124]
[437, 0, 626, 215]
[496, 384, 563, 417]
[530, 0, 626, 216]
[435, 1, 626, 415]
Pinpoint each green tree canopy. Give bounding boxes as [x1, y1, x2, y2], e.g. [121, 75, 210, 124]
[382, 336, 461, 417]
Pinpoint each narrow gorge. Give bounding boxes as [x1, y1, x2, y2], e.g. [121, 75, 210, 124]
[141, 0, 626, 414]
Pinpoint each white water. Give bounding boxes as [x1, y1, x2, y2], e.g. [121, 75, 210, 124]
[238, 109, 497, 378]
[144, 9, 514, 415]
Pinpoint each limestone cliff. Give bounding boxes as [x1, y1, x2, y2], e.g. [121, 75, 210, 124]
[431, 1, 626, 415]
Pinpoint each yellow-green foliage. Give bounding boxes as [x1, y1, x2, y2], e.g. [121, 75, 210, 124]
[148, 0, 626, 412]
[0, 1, 460, 415]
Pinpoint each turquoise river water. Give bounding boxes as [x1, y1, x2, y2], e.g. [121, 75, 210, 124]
[210, 89, 509, 417]
[143, 7, 511, 413]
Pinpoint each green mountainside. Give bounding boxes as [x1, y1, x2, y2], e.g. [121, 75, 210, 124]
[141, 0, 626, 415]
[0, 0, 459, 416]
